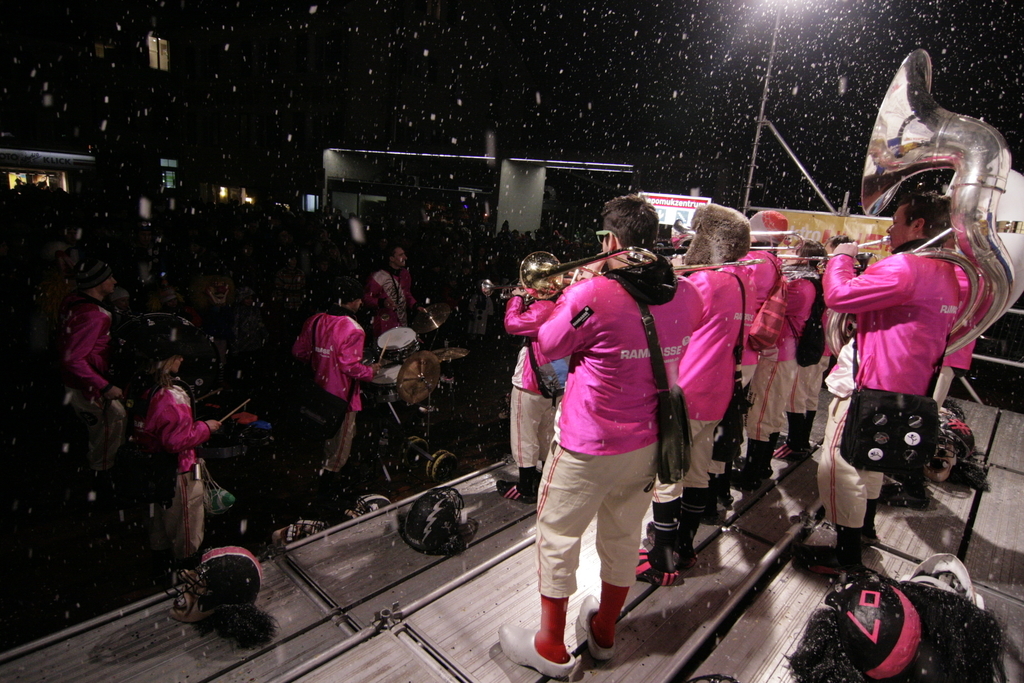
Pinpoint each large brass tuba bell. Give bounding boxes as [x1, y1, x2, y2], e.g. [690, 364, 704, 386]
[832, 49, 1016, 355]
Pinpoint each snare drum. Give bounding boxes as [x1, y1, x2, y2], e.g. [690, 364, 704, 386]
[367, 365, 401, 403]
[377, 327, 419, 365]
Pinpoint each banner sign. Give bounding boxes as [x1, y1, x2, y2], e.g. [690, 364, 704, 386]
[643, 193, 712, 229]
[775, 209, 893, 261]
[0, 148, 95, 171]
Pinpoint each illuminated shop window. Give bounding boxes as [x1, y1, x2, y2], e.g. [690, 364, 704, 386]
[148, 35, 170, 71]
[161, 158, 178, 188]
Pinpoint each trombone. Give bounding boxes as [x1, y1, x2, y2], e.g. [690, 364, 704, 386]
[480, 247, 659, 301]
[673, 258, 765, 272]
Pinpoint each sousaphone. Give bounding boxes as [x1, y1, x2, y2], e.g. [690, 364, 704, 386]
[830, 49, 1019, 355]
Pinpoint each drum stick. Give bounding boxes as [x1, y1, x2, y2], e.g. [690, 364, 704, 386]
[219, 399, 250, 422]
[378, 342, 389, 364]
[197, 387, 223, 402]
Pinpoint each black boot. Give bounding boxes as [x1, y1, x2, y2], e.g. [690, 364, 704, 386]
[717, 462, 734, 508]
[880, 471, 929, 509]
[795, 525, 864, 576]
[763, 433, 780, 476]
[736, 438, 773, 491]
[702, 475, 721, 523]
[317, 467, 358, 511]
[785, 412, 806, 448]
[638, 499, 681, 585]
[835, 524, 863, 568]
[862, 498, 879, 541]
[150, 548, 174, 582]
[803, 410, 817, 448]
[496, 466, 539, 503]
[317, 469, 338, 503]
[676, 488, 706, 569]
[776, 413, 811, 459]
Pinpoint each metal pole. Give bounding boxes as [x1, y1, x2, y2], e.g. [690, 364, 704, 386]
[742, 8, 782, 215]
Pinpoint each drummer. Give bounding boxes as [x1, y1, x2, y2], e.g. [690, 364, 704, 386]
[293, 277, 380, 508]
[364, 245, 426, 338]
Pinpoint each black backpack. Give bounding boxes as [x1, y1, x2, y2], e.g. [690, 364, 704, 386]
[796, 277, 827, 367]
[402, 487, 466, 556]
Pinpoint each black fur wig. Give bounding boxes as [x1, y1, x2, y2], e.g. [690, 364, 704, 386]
[194, 603, 278, 649]
[789, 576, 1004, 683]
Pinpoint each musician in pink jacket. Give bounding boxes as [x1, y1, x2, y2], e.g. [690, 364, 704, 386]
[363, 246, 419, 337]
[131, 336, 221, 564]
[499, 195, 703, 678]
[294, 277, 379, 503]
[798, 192, 960, 573]
[639, 203, 752, 585]
[496, 295, 561, 503]
[58, 258, 127, 474]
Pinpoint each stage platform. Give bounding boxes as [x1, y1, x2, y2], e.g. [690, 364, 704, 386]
[3, 394, 1022, 682]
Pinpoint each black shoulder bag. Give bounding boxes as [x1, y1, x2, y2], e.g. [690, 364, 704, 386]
[635, 300, 691, 485]
[839, 337, 940, 473]
[713, 271, 753, 462]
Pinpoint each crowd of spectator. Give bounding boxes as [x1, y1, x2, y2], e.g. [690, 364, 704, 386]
[1, 183, 598, 369]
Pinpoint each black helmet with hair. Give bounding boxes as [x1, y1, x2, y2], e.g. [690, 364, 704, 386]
[112, 313, 218, 389]
[332, 276, 363, 305]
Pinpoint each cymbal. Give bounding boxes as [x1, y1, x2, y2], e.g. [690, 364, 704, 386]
[411, 303, 451, 333]
[396, 350, 441, 404]
[433, 347, 469, 361]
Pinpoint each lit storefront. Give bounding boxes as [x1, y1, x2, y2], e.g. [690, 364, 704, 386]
[0, 147, 95, 192]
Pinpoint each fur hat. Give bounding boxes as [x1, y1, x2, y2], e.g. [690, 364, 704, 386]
[684, 204, 750, 266]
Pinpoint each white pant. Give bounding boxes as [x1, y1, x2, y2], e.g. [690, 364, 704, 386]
[536, 441, 657, 597]
[324, 411, 358, 471]
[150, 469, 206, 559]
[510, 386, 558, 469]
[654, 418, 718, 501]
[817, 396, 884, 528]
[66, 387, 126, 471]
[787, 355, 830, 414]
[932, 366, 956, 406]
[746, 351, 798, 441]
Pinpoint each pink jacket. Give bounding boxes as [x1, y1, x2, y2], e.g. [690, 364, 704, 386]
[742, 250, 785, 364]
[292, 312, 375, 412]
[824, 252, 959, 395]
[537, 275, 703, 456]
[134, 384, 210, 473]
[677, 270, 747, 421]
[777, 277, 815, 362]
[504, 296, 556, 394]
[57, 293, 115, 400]
[363, 268, 417, 338]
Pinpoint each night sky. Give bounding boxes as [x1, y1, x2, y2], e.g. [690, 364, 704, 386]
[7, 1, 1024, 211]
[492, 0, 1024, 211]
